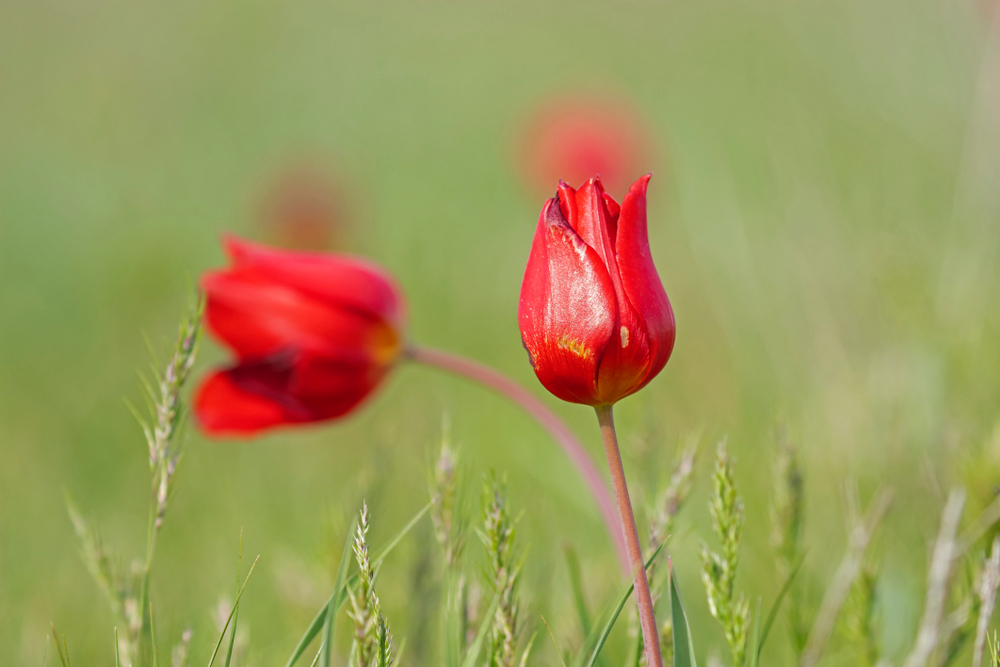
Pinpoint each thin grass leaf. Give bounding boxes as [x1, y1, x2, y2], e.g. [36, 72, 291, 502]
[372, 501, 433, 565]
[564, 548, 611, 667]
[223, 605, 240, 667]
[757, 552, 805, 659]
[443, 569, 465, 667]
[519, 631, 538, 667]
[748, 598, 761, 667]
[320, 520, 356, 667]
[114, 628, 120, 667]
[460, 592, 502, 667]
[223, 531, 244, 667]
[283, 502, 432, 667]
[541, 616, 570, 667]
[395, 637, 408, 666]
[668, 562, 698, 667]
[50, 626, 69, 667]
[308, 644, 323, 667]
[150, 602, 159, 667]
[206, 555, 260, 667]
[564, 545, 592, 635]
[579, 542, 666, 667]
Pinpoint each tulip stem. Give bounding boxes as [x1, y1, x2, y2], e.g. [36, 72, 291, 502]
[407, 345, 629, 573]
[595, 404, 663, 667]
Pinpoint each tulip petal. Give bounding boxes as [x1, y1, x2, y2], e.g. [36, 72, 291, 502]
[194, 353, 387, 436]
[574, 179, 653, 403]
[224, 235, 405, 329]
[571, 178, 619, 269]
[203, 267, 401, 364]
[615, 174, 675, 387]
[518, 197, 616, 405]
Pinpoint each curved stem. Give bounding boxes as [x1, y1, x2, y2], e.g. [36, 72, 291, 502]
[407, 345, 629, 573]
[595, 404, 662, 667]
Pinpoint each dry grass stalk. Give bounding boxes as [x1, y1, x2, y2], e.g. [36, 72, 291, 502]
[67, 300, 202, 667]
[841, 562, 880, 667]
[431, 423, 466, 570]
[973, 537, 1000, 667]
[770, 432, 807, 656]
[480, 474, 523, 667]
[637, 437, 696, 666]
[799, 486, 894, 667]
[348, 502, 395, 667]
[902, 489, 966, 667]
[700, 441, 749, 667]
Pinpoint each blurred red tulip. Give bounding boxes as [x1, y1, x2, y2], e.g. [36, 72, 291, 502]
[518, 175, 675, 406]
[259, 164, 351, 251]
[195, 236, 405, 436]
[517, 95, 654, 197]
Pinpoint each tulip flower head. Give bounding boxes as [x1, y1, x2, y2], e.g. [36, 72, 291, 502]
[195, 236, 405, 436]
[518, 175, 675, 406]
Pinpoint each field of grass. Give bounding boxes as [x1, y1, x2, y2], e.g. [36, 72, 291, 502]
[1, 0, 999, 665]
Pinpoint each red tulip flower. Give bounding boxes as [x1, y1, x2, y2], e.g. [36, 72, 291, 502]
[519, 174, 675, 667]
[518, 175, 675, 407]
[195, 236, 405, 435]
[193, 234, 632, 572]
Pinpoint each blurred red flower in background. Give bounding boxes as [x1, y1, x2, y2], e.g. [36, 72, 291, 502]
[258, 163, 352, 251]
[195, 236, 405, 436]
[518, 175, 675, 406]
[516, 94, 655, 198]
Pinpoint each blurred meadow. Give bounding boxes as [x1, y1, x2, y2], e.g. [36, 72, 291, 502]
[2, 0, 1000, 664]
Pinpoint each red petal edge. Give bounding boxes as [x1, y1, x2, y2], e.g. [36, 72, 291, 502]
[615, 174, 675, 389]
[518, 197, 616, 405]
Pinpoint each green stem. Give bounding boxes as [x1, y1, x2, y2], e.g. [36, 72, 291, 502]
[595, 404, 662, 667]
[137, 472, 161, 663]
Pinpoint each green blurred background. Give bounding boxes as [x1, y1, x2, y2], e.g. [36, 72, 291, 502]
[2, 0, 999, 664]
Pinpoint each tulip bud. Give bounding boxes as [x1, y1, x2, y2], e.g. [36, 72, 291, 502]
[195, 236, 405, 436]
[518, 175, 675, 406]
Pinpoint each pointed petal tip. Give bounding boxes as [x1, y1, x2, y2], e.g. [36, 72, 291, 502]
[542, 195, 569, 228]
[221, 233, 259, 263]
[631, 173, 652, 194]
[556, 179, 575, 197]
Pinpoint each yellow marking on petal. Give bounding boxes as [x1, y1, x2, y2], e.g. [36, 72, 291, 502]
[557, 336, 592, 359]
[620, 326, 630, 348]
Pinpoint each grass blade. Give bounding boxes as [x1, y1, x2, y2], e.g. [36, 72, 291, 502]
[283, 502, 432, 667]
[460, 592, 501, 667]
[50, 625, 70, 667]
[308, 644, 323, 667]
[372, 501, 432, 565]
[541, 616, 570, 667]
[319, 520, 356, 667]
[223, 600, 240, 667]
[224, 531, 244, 667]
[564, 544, 592, 635]
[748, 598, 762, 667]
[149, 602, 159, 667]
[757, 552, 805, 659]
[668, 560, 697, 667]
[206, 555, 260, 667]
[114, 628, 120, 667]
[578, 542, 666, 667]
